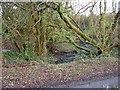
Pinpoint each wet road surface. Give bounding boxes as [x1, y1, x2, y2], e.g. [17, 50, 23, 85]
[51, 75, 119, 88]
[70, 76, 119, 88]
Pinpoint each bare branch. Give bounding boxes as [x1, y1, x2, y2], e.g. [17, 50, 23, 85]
[75, 0, 99, 15]
[75, 2, 92, 15]
[13, 3, 27, 11]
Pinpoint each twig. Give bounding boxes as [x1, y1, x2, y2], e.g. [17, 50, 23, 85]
[75, 2, 92, 15]
[75, 0, 99, 15]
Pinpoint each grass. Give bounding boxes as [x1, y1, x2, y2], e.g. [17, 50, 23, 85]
[3, 50, 57, 65]
[54, 43, 78, 52]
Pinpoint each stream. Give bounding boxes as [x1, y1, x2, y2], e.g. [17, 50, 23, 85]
[53, 43, 99, 64]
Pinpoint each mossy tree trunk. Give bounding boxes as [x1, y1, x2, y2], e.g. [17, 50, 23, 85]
[39, 17, 47, 57]
[57, 4, 102, 55]
[32, 10, 47, 57]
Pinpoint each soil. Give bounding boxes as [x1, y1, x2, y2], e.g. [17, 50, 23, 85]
[2, 57, 119, 88]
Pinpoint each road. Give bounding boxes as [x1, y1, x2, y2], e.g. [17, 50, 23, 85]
[70, 76, 119, 88]
[50, 75, 119, 88]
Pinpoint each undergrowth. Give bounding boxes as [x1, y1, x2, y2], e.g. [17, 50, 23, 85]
[3, 47, 118, 65]
[3, 50, 56, 65]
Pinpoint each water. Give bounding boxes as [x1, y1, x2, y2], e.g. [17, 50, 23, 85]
[1, 49, 11, 52]
[54, 54, 80, 64]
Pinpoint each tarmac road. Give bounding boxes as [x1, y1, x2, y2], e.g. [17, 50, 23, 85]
[50, 75, 119, 88]
[70, 76, 119, 88]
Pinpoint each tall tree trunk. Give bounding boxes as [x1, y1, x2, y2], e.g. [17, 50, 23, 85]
[39, 18, 47, 57]
[106, 2, 120, 46]
[32, 11, 47, 57]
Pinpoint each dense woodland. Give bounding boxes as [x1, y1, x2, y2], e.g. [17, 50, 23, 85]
[1, 0, 120, 88]
[2, 1, 119, 63]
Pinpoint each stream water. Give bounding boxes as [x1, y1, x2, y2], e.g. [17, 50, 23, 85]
[53, 43, 98, 64]
[54, 53, 81, 64]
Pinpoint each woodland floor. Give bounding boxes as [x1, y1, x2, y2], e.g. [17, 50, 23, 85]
[2, 56, 119, 88]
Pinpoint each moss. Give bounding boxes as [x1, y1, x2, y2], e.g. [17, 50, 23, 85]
[53, 43, 78, 52]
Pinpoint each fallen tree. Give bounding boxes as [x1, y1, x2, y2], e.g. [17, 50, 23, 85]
[46, 2, 119, 56]
[52, 3, 102, 55]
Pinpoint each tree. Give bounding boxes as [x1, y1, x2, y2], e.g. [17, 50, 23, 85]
[46, 2, 119, 55]
[2, 1, 119, 60]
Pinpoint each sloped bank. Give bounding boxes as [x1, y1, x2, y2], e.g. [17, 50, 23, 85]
[2, 57, 118, 88]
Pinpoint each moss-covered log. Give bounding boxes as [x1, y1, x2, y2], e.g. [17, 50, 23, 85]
[66, 36, 91, 52]
[57, 4, 102, 55]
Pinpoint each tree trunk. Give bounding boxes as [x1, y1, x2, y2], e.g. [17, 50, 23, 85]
[39, 18, 47, 57]
[32, 11, 47, 57]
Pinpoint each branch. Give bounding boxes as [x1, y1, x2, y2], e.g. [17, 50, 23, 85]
[75, 2, 92, 15]
[68, 15, 82, 31]
[58, 4, 97, 46]
[13, 3, 28, 11]
[57, 4, 102, 55]
[75, 0, 99, 15]
[45, 2, 59, 10]
[106, 9, 120, 45]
